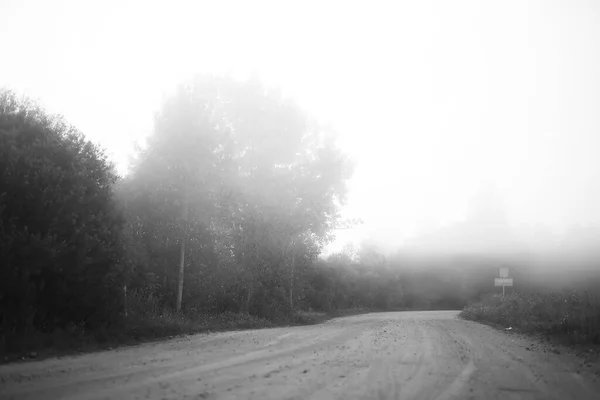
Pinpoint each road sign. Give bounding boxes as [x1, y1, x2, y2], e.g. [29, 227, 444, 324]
[495, 278, 513, 287]
[499, 267, 509, 278]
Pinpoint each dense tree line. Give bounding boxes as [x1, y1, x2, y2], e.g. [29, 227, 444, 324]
[0, 76, 360, 353]
[0, 89, 126, 341]
[118, 76, 353, 318]
[6, 76, 592, 356]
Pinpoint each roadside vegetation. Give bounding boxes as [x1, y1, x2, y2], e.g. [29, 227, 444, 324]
[3, 77, 600, 362]
[0, 79, 420, 362]
[461, 292, 600, 345]
[0, 78, 357, 360]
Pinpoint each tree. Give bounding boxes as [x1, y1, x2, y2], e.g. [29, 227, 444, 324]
[122, 74, 354, 316]
[0, 89, 125, 347]
[216, 78, 353, 314]
[126, 79, 226, 312]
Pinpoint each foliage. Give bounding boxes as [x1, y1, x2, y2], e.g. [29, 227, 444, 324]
[0, 89, 126, 354]
[0, 75, 359, 356]
[120, 74, 353, 319]
[5, 75, 551, 359]
[124, 288, 274, 340]
[461, 292, 600, 344]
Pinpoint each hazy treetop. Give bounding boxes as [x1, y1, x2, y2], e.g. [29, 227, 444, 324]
[2, 0, 599, 254]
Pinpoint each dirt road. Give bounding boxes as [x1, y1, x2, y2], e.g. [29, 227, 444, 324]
[1, 311, 599, 400]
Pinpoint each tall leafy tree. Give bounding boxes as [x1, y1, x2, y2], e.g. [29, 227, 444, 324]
[126, 79, 227, 312]
[213, 76, 353, 313]
[123, 74, 353, 315]
[0, 89, 125, 345]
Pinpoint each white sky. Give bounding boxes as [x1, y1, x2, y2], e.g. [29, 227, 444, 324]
[2, 0, 600, 252]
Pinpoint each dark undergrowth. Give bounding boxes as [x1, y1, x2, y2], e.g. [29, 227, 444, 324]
[460, 292, 600, 346]
[0, 290, 373, 365]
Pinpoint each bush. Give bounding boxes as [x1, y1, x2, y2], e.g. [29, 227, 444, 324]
[461, 292, 600, 344]
[123, 288, 274, 340]
[0, 89, 126, 355]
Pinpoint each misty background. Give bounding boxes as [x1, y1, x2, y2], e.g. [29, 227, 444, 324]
[4, 0, 600, 362]
[2, 0, 600, 261]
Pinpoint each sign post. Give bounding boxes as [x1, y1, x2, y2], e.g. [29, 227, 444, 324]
[495, 268, 513, 296]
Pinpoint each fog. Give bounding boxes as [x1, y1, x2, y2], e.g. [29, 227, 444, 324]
[2, 0, 600, 261]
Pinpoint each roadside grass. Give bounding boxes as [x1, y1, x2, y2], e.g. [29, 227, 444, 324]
[460, 292, 600, 346]
[292, 307, 373, 325]
[0, 290, 373, 365]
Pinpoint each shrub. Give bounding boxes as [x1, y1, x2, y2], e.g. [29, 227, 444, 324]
[0, 89, 125, 355]
[123, 288, 274, 341]
[461, 292, 600, 344]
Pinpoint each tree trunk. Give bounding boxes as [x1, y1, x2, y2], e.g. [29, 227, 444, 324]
[123, 285, 128, 317]
[241, 228, 254, 315]
[245, 282, 253, 314]
[163, 237, 169, 289]
[289, 239, 295, 311]
[163, 257, 168, 289]
[176, 190, 189, 313]
[243, 248, 253, 314]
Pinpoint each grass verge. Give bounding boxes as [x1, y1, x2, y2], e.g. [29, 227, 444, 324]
[460, 292, 600, 346]
[1, 292, 373, 365]
[292, 307, 373, 325]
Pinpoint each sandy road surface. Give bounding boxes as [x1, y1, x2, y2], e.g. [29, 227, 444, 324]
[1, 311, 600, 400]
